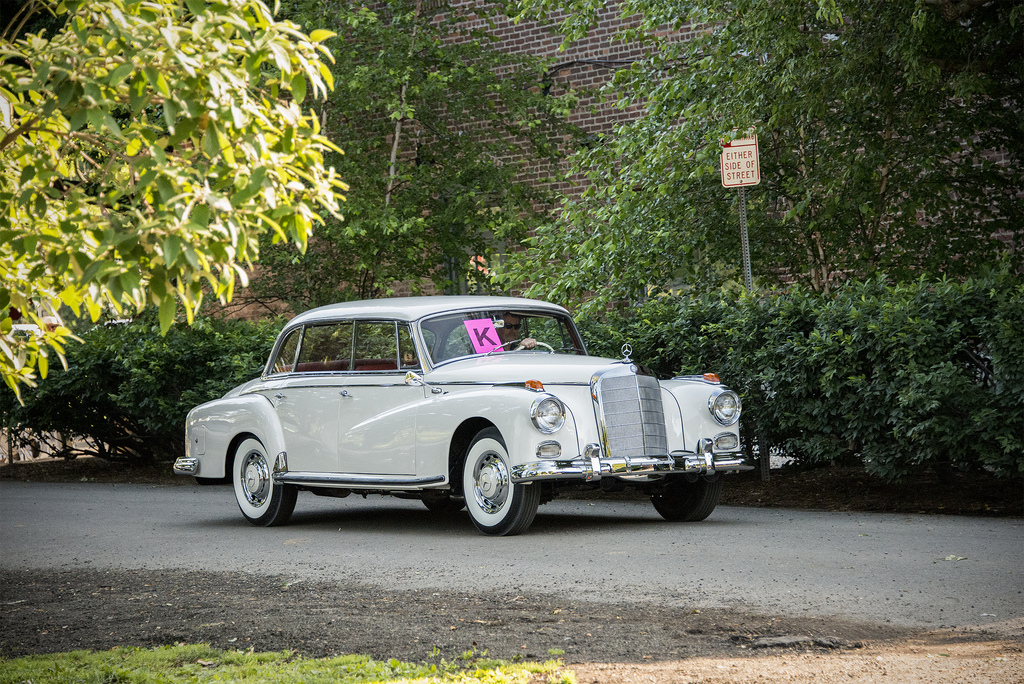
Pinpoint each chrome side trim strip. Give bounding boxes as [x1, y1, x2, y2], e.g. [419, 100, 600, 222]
[431, 381, 591, 388]
[274, 471, 445, 489]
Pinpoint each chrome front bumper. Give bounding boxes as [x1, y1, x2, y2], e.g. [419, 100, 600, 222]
[510, 441, 752, 483]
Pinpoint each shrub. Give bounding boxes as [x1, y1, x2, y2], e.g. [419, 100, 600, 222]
[1, 311, 281, 463]
[576, 272, 1023, 481]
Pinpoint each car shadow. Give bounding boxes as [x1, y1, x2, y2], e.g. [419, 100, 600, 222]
[179, 491, 748, 535]
[277, 499, 747, 536]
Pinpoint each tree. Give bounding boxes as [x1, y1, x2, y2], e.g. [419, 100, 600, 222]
[232, 0, 580, 312]
[0, 0, 347, 398]
[501, 0, 1022, 313]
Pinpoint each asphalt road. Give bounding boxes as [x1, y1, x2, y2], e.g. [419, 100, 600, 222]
[1, 482, 1021, 629]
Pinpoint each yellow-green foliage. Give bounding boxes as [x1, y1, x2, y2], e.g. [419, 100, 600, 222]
[0, 645, 567, 684]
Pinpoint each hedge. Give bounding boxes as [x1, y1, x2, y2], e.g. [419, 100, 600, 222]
[4, 275, 1021, 481]
[577, 272, 1023, 481]
[1, 311, 281, 463]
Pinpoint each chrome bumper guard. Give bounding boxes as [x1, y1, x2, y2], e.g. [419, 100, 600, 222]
[173, 457, 199, 475]
[510, 441, 752, 483]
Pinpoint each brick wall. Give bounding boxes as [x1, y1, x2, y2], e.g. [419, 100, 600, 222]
[440, 1, 690, 198]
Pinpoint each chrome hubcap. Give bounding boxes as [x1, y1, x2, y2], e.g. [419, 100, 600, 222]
[473, 452, 509, 514]
[241, 451, 270, 507]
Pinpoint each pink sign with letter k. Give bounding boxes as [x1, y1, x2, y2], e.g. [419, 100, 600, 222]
[464, 319, 502, 353]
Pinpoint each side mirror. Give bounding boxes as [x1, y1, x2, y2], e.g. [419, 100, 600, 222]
[406, 370, 443, 394]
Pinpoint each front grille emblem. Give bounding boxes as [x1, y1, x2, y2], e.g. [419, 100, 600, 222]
[621, 343, 633, 362]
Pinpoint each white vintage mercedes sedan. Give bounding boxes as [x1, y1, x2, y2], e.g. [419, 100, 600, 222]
[175, 296, 749, 535]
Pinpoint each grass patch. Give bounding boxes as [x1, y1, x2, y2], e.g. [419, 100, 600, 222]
[0, 644, 573, 684]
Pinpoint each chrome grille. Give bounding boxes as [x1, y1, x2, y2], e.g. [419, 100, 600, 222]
[596, 369, 668, 458]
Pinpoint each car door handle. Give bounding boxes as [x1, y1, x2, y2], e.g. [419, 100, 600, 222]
[339, 390, 351, 397]
[273, 393, 285, 402]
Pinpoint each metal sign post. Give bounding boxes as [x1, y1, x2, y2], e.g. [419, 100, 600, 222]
[738, 187, 753, 291]
[721, 132, 767, 480]
[720, 134, 761, 291]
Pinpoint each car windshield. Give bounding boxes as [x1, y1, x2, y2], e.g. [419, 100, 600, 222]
[419, 309, 586, 365]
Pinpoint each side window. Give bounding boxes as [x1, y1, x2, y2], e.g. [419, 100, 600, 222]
[353, 322, 399, 372]
[271, 328, 301, 373]
[295, 323, 353, 372]
[528, 316, 570, 351]
[399, 325, 419, 369]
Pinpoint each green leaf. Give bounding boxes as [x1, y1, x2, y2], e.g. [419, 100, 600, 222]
[128, 73, 147, 111]
[309, 29, 337, 42]
[291, 73, 306, 104]
[163, 99, 179, 132]
[158, 294, 176, 334]
[191, 203, 210, 227]
[108, 62, 134, 86]
[163, 235, 182, 265]
[68, 108, 87, 131]
[231, 167, 267, 207]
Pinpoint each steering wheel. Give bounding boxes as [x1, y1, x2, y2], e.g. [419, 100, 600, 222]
[490, 339, 555, 353]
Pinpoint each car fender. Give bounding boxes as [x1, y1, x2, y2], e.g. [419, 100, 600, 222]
[415, 385, 586, 476]
[185, 393, 286, 480]
[661, 379, 740, 452]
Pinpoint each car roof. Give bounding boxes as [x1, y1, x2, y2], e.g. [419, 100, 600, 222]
[286, 295, 571, 327]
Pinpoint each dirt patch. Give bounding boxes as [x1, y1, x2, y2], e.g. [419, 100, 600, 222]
[568, 638, 1024, 684]
[0, 568, 896, 662]
[2, 569, 1020, 683]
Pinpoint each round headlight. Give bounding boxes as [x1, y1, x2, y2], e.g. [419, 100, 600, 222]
[531, 396, 565, 434]
[709, 390, 741, 426]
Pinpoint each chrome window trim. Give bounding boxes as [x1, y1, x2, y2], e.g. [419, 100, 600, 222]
[415, 307, 588, 369]
[263, 318, 426, 379]
[264, 325, 305, 377]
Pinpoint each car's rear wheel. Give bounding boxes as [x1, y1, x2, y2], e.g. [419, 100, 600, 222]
[462, 428, 539, 536]
[232, 437, 297, 527]
[651, 474, 723, 522]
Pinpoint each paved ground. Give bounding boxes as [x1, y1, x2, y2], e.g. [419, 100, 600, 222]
[2, 482, 1021, 682]
[2, 482, 1021, 628]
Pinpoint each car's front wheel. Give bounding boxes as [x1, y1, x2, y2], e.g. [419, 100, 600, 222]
[232, 437, 297, 526]
[651, 474, 723, 522]
[462, 428, 539, 536]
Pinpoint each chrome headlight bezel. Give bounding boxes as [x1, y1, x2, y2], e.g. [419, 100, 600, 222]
[531, 396, 566, 434]
[709, 389, 742, 426]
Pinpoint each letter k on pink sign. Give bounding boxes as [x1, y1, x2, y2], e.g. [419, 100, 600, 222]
[464, 319, 502, 353]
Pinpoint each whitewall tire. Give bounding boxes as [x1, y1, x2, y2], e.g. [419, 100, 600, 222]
[232, 437, 297, 527]
[462, 428, 540, 536]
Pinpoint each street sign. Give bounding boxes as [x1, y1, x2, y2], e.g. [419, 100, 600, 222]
[720, 135, 761, 187]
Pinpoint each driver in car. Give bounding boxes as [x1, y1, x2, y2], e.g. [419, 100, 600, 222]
[498, 313, 537, 351]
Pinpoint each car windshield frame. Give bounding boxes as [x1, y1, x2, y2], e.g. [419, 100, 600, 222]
[417, 308, 587, 367]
